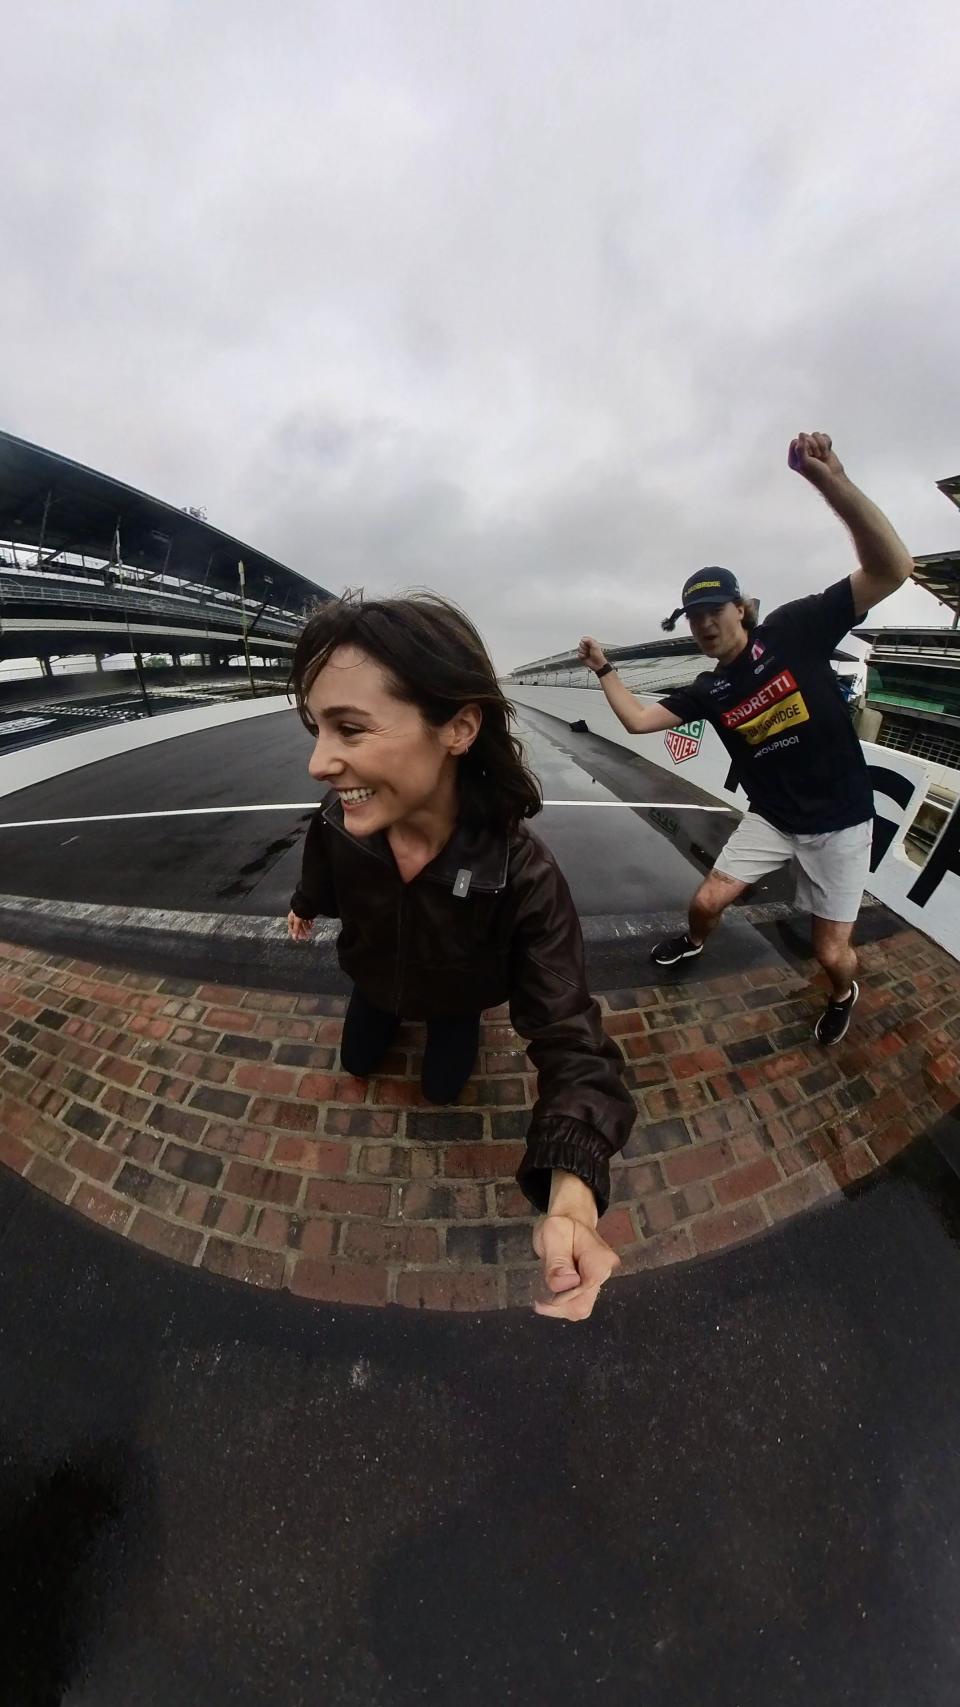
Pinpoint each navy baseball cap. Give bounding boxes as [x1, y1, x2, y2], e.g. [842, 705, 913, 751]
[661, 566, 742, 631]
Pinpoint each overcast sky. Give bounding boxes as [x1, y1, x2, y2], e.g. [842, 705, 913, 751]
[3, 0, 959, 670]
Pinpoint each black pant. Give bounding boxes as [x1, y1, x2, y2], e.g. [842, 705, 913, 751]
[340, 985, 480, 1106]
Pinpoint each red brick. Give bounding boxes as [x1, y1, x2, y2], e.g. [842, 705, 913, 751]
[201, 1121, 271, 1160]
[99, 1085, 153, 1124]
[371, 1077, 427, 1108]
[602, 1010, 650, 1036]
[298, 1071, 367, 1104]
[764, 1169, 835, 1223]
[209, 1196, 253, 1237]
[663, 1141, 734, 1188]
[204, 1007, 256, 1032]
[440, 1143, 525, 1180]
[622, 1034, 655, 1060]
[730, 1132, 772, 1164]
[232, 1063, 301, 1095]
[254, 1207, 302, 1250]
[65, 1134, 121, 1185]
[359, 1142, 414, 1179]
[303, 1178, 390, 1217]
[270, 1135, 349, 1172]
[403, 1181, 489, 1219]
[252, 1017, 317, 1042]
[827, 1144, 876, 1188]
[324, 1106, 399, 1139]
[126, 1207, 202, 1262]
[639, 1192, 680, 1234]
[691, 1201, 769, 1255]
[195, 983, 251, 1004]
[71, 1182, 133, 1234]
[670, 1047, 727, 1080]
[493, 1182, 535, 1218]
[202, 1237, 285, 1288]
[178, 1185, 213, 1224]
[222, 1160, 301, 1206]
[341, 1221, 440, 1265]
[297, 1217, 337, 1258]
[240, 989, 300, 1014]
[97, 1054, 144, 1088]
[290, 1257, 388, 1306]
[121, 1129, 165, 1167]
[713, 1157, 781, 1206]
[25, 1153, 77, 1202]
[395, 1270, 500, 1311]
[481, 1048, 527, 1076]
[619, 1226, 694, 1272]
[608, 1160, 664, 1202]
[248, 1097, 319, 1132]
[868, 1124, 913, 1165]
[0, 1128, 32, 1174]
[598, 1207, 639, 1249]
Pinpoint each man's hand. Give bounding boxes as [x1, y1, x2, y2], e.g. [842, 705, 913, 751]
[578, 636, 608, 673]
[788, 431, 846, 489]
[532, 1170, 621, 1322]
[287, 910, 314, 942]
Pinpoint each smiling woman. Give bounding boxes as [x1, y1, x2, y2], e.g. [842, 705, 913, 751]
[285, 592, 636, 1322]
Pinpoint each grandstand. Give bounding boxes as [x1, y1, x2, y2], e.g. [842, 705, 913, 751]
[509, 632, 861, 699]
[0, 429, 332, 717]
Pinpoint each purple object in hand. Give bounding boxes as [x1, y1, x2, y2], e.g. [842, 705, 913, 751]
[788, 442, 803, 471]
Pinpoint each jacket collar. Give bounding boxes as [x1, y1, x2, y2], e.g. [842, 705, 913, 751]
[320, 792, 510, 893]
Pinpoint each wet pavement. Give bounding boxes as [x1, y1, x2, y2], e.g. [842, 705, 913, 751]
[0, 702, 790, 921]
[1, 1124, 959, 1706]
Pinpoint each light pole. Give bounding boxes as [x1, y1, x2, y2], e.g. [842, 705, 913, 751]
[238, 560, 257, 698]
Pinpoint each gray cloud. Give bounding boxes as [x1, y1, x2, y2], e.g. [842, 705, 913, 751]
[2, 0, 958, 670]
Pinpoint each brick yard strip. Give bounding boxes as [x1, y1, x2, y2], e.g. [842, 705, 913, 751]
[1, 928, 957, 1310]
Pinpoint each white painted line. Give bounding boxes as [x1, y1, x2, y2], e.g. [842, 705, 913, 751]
[541, 800, 731, 810]
[0, 799, 732, 831]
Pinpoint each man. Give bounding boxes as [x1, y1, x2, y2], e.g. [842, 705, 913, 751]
[578, 432, 914, 1046]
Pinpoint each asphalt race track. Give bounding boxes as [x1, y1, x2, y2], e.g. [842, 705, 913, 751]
[0, 701, 790, 921]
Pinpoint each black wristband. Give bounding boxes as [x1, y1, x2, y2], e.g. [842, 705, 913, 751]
[595, 662, 613, 679]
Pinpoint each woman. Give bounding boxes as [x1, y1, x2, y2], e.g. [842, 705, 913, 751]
[287, 593, 635, 1321]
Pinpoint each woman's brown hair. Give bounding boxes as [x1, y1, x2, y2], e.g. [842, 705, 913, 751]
[289, 592, 542, 835]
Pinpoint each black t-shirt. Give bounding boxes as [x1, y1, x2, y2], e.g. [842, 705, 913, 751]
[659, 577, 874, 835]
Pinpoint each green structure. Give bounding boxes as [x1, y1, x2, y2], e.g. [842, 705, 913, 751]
[856, 474, 960, 773]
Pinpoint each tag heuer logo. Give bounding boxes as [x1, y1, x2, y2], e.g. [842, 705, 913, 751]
[665, 720, 705, 764]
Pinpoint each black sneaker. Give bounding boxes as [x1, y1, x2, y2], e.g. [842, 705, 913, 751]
[651, 932, 704, 968]
[815, 980, 859, 1047]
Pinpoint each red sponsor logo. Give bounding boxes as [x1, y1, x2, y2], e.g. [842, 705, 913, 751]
[722, 669, 797, 730]
[665, 722, 704, 764]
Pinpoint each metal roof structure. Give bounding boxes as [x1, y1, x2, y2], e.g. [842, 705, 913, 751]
[0, 428, 329, 614]
[912, 550, 960, 619]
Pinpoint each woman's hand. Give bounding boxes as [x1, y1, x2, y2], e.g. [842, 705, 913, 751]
[532, 1170, 621, 1322]
[577, 636, 607, 673]
[287, 910, 314, 942]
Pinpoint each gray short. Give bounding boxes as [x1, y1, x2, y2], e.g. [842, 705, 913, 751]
[714, 811, 873, 923]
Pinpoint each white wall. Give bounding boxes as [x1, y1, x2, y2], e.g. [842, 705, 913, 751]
[0, 693, 292, 803]
[508, 680, 960, 962]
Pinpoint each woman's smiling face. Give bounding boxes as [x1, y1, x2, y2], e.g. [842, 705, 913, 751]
[304, 644, 478, 834]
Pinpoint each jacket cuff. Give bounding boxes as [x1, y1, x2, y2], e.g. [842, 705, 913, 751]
[289, 888, 315, 920]
[516, 1117, 612, 1218]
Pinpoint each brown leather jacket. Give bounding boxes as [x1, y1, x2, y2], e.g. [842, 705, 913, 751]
[290, 793, 635, 1215]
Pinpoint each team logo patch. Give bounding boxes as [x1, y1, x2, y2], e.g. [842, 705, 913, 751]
[738, 691, 810, 745]
[665, 719, 705, 764]
[750, 640, 765, 661]
[722, 670, 810, 746]
[722, 669, 797, 730]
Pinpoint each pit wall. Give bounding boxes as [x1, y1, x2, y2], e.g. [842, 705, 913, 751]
[506, 681, 960, 963]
